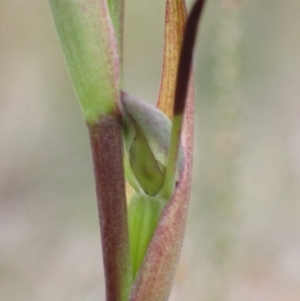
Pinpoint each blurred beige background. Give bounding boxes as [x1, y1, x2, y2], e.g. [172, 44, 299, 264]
[1, 0, 300, 300]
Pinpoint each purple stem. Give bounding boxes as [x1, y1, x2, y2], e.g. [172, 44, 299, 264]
[89, 113, 131, 301]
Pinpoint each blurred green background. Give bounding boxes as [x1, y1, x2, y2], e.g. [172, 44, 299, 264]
[1, 0, 300, 300]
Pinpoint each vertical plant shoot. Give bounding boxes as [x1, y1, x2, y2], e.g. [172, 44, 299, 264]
[48, 0, 206, 300]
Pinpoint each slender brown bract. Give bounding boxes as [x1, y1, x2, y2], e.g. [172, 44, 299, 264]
[157, 0, 186, 120]
[89, 113, 131, 301]
[129, 0, 206, 300]
[129, 86, 194, 301]
[173, 0, 206, 116]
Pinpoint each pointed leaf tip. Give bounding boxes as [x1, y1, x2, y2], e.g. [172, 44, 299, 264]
[173, 0, 206, 116]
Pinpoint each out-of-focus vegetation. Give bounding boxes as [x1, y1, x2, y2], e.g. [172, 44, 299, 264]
[1, 0, 300, 300]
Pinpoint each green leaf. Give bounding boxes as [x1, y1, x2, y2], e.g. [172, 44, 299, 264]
[107, 0, 124, 63]
[49, 0, 120, 124]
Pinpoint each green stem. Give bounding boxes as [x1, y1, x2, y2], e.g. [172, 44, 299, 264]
[160, 114, 183, 199]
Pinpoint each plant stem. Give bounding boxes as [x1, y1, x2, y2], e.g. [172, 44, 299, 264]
[89, 113, 132, 301]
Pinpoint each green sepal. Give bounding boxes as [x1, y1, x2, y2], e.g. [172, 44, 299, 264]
[121, 91, 184, 196]
[129, 120, 165, 196]
[128, 192, 167, 278]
